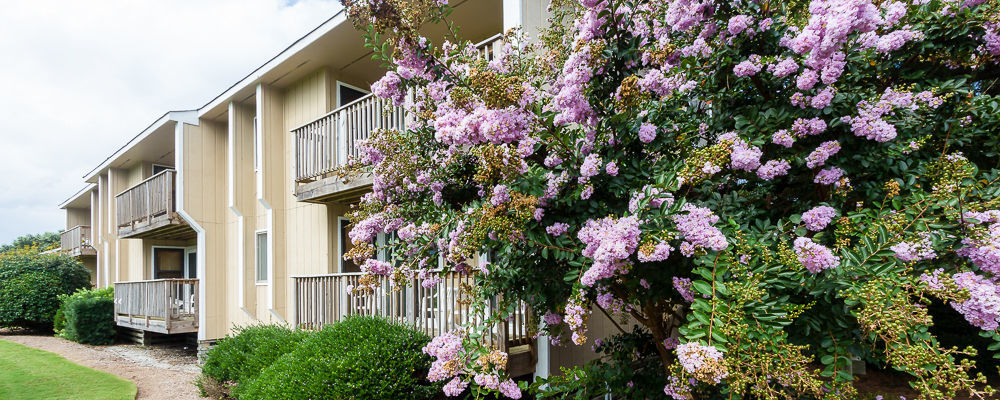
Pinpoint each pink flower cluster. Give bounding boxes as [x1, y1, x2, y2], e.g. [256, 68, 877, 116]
[564, 296, 590, 345]
[772, 117, 827, 148]
[673, 277, 695, 302]
[726, 135, 763, 171]
[793, 237, 840, 273]
[663, 375, 693, 400]
[672, 204, 729, 255]
[890, 232, 936, 262]
[638, 241, 673, 262]
[951, 272, 1000, 330]
[786, 0, 881, 87]
[841, 88, 942, 143]
[676, 342, 728, 384]
[578, 216, 641, 286]
[802, 205, 837, 231]
[956, 210, 1000, 275]
[757, 159, 791, 180]
[814, 167, 845, 186]
[424, 332, 464, 383]
[546, 223, 570, 237]
[805, 140, 841, 169]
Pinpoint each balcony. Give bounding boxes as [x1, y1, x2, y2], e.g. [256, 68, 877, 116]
[293, 270, 536, 376]
[115, 170, 194, 239]
[60, 225, 96, 257]
[292, 34, 504, 204]
[113, 279, 198, 334]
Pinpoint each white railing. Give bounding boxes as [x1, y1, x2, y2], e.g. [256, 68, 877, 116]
[114, 279, 199, 333]
[115, 170, 176, 231]
[293, 272, 531, 351]
[293, 95, 405, 182]
[60, 225, 92, 254]
[291, 32, 506, 184]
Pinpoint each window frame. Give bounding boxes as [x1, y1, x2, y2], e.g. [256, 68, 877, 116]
[255, 230, 269, 284]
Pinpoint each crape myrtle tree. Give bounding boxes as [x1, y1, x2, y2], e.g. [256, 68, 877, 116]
[339, 0, 1000, 398]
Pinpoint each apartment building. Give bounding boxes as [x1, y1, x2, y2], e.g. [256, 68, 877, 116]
[57, 0, 622, 379]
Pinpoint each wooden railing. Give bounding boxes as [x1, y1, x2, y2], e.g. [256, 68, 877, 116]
[60, 225, 92, 254]
[291, 33, 506, 184]
[115, 170, 176, 230]
[293, 272, 531, 351]
[293, 94, 405, 182]
[114, 279, 198, 334]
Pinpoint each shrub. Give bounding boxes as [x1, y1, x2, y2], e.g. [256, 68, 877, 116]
[239, 316, 441, 400]
[0, 247, 91, 330]
[201, 324, 310, 392]
[56, 287, 115, 345]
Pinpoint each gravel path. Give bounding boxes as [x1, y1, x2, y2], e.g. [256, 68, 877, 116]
[1, 333, 204, 400]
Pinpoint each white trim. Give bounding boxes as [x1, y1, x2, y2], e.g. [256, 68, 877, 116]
[58, 183, 97, 209]
[255, 83, 275, 311]
[173, 119, 209, 342]
[254, 229, 270, 285]
[185, 246, 197, 279]
[335, 81, 370, 108]
[253, 115, 262, 172]
[150, 245, 187, 280]
[227, 101, 248, 308]
[337, 217, 350, 273]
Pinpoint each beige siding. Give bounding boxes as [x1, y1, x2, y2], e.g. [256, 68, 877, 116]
[548, 308, 639, 373]
[182, 120, 229, 340]
[226, 100, 260, 328]
[65, 207, 90, 229]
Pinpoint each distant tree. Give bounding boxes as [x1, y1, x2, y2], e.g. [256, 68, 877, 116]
[0, 232, 61, 254]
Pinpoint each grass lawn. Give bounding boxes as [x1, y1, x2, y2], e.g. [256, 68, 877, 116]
[0, 340, 136, 400]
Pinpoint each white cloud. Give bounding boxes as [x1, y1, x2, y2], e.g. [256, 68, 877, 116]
[0, 0, 342, 244]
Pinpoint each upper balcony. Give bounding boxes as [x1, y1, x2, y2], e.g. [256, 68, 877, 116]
[292, 34, 505, 204]
[60, 225, 96, 257]
[115, 170, 194, 240]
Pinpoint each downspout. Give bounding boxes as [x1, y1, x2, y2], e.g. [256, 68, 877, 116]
[172, 112, 209, 342]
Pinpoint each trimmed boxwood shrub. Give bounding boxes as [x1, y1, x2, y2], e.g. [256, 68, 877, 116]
[239, 316, 441, 400]
[0, 247, 91, 330]
[56, 287, 115, 345]
[201, 324, 310, 391]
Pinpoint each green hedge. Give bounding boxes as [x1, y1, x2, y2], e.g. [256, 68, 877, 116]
[201, 324, 310, 393]
[55, 287, 115, 345]
[0, 247, 91, 330]
[239, 316, 440, 400]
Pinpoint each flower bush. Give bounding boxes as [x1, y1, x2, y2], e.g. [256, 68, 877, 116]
[340, 0, 1000, 398]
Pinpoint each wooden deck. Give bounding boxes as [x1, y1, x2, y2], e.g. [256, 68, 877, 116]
[293, 271, 536, 375]
[292, 34, 504, 204]
[115, 170, 194, 239]
[60, 225, 96, 257]
[114, 279, 199, 335]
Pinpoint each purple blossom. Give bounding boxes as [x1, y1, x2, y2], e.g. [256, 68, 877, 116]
[673, 277, 695, 302]
[676, 342, 728, 384]
[638, 241, 672, 262]
[728, 137, 763, 171]
[768, 57, 799, 78]
[672, 204, 729, 253]
[606, 161, 619, 176]
[793, 237, 840, 273]
[891, 232, 937, 262]
[578, 216, 641, 286]
[547, 222, 570, 237]
[802, 205, 837, 231]
[771, 130, 795, 148]
[734, 59, 762, 77]
[639, 122, 657, 143]
[805, 140, 841, 169]
[580, 153, 602, 178]
[814, 167, 845, 186]
[727, 15, 754, 35]
[757, 159, 791, 180]
[810, 86, 835, 109]
[951, 272, 1000, 330]
[797, 69, 819, 90]
[490, 185, 510, 207]
[956, 210, 1000, 275]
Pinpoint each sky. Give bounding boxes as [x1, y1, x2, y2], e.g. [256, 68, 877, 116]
[0, 0, 342, 245]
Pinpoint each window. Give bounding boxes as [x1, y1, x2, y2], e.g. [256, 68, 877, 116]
[253, 116, 262, 172]
[153, 248, 184, 279]
[256, 231, 268, 282]
[339, 218, 359, 273]
[337, 82, 368, 108]
[152, 164, 173, 175]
